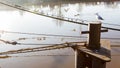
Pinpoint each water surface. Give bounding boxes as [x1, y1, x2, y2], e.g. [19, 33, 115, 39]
[0, 0, 120, 68]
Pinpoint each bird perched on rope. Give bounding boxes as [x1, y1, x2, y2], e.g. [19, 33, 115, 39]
[95, 13, 104, 20]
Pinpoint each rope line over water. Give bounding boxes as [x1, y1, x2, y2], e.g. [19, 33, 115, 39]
[0, 38, 86, 45]
[1, 30, 120, 40]
[111, 45, 120, 47]
[0, 42, 86, 55]
[0, 1, 120, 31]
[0, 30, 86, 38]
[102, 22, 120, 26]
[0, 54, 119, 59]
[0, 38, 120, 56]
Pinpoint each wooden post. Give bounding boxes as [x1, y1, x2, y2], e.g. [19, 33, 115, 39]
[92, 58, 106, 68]
[88, 23, 107, 68]
[73, 22, 110, 68]
[75, 49, 86, 68]
[88, 23, 101, 50]
[73, 48, 92, 68]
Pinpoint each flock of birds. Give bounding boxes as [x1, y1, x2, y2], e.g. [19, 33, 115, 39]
[64, 8, 104, 21]
[32, 6, 104, 21]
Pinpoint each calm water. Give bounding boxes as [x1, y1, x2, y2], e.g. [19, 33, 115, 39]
[0, 0, 120, 68]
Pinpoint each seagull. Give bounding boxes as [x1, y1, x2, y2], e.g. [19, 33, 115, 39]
[95, 13, 104, 20]
[74, 13, 80, 17]
[64, 8, 69, 12]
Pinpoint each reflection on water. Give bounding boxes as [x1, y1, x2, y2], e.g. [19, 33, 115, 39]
[0, 0, 120, 68]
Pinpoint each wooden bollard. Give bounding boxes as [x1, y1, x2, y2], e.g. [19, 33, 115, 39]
[74, 23, 102, 68]
[88, 23, 101, 50]
[73, 22, 109, 68]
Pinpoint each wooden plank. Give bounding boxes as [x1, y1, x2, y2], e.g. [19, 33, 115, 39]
[100, 39, 111, 58]
[79, 46, 111, 62]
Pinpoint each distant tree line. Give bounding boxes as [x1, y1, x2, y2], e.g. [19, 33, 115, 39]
[5, 0, 119, 5]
